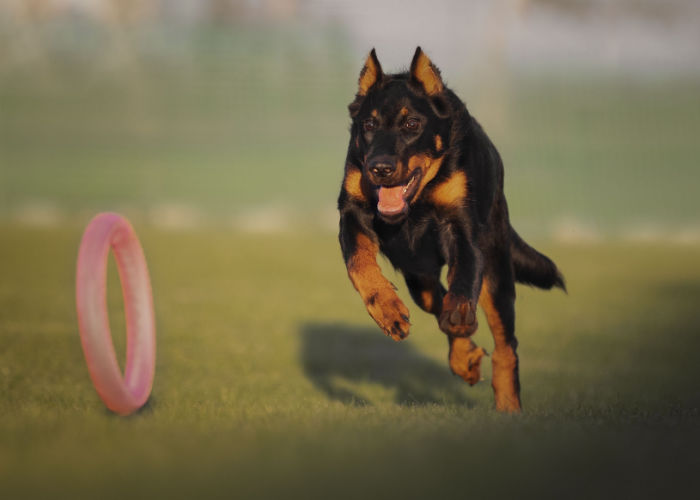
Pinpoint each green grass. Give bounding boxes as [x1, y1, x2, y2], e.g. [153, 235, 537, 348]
[2, 24, 700, 498]
[1, 225, 699, 499]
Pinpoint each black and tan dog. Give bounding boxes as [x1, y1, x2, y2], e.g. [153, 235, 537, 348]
[337, 47, 565, 412]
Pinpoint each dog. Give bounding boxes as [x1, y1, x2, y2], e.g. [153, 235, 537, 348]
[337, 47, 565, 413]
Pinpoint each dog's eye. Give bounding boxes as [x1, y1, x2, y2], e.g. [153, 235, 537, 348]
[404, 118, 421, 131]
[363, 118, 378, 132]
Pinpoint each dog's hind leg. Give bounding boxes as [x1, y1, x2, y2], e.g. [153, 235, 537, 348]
[404, 272, 487, 386]
[479, 261, 521, 413]
[446, 336, 487, 386]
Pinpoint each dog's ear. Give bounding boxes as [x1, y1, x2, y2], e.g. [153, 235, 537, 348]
[357, 48, 383, 96]
[409, 47, 444, 96]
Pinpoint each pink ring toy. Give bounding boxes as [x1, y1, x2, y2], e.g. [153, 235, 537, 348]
[76, 213, 156, 416]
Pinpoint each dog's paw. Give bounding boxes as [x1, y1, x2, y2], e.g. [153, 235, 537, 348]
[439, 293, 478, 337]
[366, 289, 410, 341]
[449, 337, 487, 386]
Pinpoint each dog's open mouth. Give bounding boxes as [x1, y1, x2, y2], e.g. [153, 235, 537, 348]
[376, 169, 422, 218]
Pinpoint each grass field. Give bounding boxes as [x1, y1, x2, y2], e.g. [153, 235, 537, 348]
[2, 20, 700, 499]
[1, 224, 699, 499]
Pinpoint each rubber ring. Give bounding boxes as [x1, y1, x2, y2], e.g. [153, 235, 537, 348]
[76, 213, 156, 415]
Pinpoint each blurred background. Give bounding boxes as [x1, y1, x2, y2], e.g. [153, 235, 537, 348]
[1, 0, 699, 238]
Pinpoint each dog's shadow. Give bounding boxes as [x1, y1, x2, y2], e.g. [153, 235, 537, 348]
[300, 322, 473, 407]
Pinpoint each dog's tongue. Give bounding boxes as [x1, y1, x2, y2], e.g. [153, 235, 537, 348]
[377, 186, 406, 215]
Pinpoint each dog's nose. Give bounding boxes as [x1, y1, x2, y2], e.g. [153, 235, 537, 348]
[368, 156, 397, 179]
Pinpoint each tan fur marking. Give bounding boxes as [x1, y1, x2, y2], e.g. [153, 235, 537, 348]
[344, 168, 365, 201]
[479, 278, 521, 413]
[348, 233, 410, 341]
[358, 55, 380, 96]
[412, 51, 444, 96]
[431, 171, 467, 208]
[371, 109, 378, 118]
[478, 280, 508, 350]
[348, 233, 388, 301]
[420, 289, 434, 313]
[434, 134, 443, 152]
[408, 154, 444, 203]
[449, 337, 486, 386]
[400, 107, 408, 116]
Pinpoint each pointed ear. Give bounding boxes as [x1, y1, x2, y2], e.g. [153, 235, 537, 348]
[410, 47, 444, 96]
[357, 49, 383, 96]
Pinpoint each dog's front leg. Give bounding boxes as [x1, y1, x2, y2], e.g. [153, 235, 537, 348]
[438, 220, 487, 384]
[339, 213, 410, 341]
[438, 221, 483, 337]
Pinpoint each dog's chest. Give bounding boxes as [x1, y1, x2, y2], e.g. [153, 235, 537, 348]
[375, 218, 445, 276]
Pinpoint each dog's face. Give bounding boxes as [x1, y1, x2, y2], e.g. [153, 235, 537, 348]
[348, 47, 452, 223]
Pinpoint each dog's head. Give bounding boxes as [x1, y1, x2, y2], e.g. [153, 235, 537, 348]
[348, 47, 452, 223]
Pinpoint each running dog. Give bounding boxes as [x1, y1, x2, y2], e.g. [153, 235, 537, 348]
[337, 47, 565, 412]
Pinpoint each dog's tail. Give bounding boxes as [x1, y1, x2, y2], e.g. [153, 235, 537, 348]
[510, 226, 566, 291]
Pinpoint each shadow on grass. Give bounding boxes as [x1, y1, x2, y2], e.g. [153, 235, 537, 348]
[98, 397, 156, 418]
[299, 322, 473, 407]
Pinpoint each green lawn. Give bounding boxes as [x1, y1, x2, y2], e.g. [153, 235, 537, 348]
[1, 224, 699, 499]
[2, 24, 700, 498]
